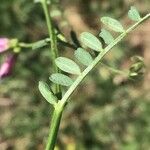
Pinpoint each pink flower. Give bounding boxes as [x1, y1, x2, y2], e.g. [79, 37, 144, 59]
[0, 54, 16, 78]
[0, 38, 10, 53]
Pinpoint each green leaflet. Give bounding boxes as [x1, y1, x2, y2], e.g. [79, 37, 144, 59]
[38, 81, 57, 105]
[101, 17, 125, 33]
[74, 48, 93, 66]
[128, 6, 141, 21]
[55, 57, 81, 75]
[80, 32, 102, 52]
[99, 29, 114, 45]
[50, 73, 73, 86]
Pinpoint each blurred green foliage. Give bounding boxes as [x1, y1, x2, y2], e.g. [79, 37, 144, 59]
[0, 0, 150, 150]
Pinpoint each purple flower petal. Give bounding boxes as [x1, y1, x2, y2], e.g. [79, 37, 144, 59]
[0, 54, 16, 78]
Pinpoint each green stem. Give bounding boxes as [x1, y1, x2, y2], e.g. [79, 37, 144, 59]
[18, 38, 76, 50]
[100, 62, 128, 76]
[40, 1, 63, 150]
[41, 0, 60, 93]
[45, 102, 64, 150]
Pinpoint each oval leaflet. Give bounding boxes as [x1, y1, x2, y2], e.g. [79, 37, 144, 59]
[101, 17, 125, 33]
[50, 73, 73, 86]
[80, 32, 102, 52]
[55, 57, 81, 75]
[74, 48, 93, 66]
[128, 6, 141, 21]
[38, 81, 57, 105]
[99, 29, 114, 45]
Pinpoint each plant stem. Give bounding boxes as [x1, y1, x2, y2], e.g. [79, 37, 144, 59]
[45, 102, 64, 150]
[41, 0, 60, 93]
[40, 1, 63, 150]
[100, 62, 128, 76]
[18, 38, 76, 50]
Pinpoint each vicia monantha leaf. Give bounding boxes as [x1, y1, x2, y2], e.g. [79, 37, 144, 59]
[74, 48, 93, 66]
[99, 29, 114, 45]
[38, 81, 57, 105]
[101, 17, 125, 33]
[80, 32, 102, 52]
[55, 57, 81, 75]
[50, 73, 73, 86]
[128, 6, 141, 22]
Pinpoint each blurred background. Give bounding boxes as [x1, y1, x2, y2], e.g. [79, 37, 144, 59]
[0, 0, 150, 150]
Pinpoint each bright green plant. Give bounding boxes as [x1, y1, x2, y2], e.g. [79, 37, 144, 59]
[36, 3, 150, 150]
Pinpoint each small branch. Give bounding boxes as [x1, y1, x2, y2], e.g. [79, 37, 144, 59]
[31, 11, 149, 150]
[18, 38, 76, 50]
[60, 13, 150, 107]
[100, 62, 128, 76]
[43, 12, 150, 150]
